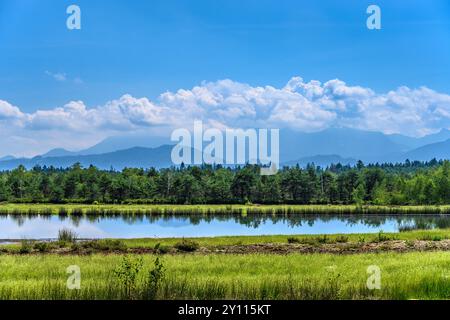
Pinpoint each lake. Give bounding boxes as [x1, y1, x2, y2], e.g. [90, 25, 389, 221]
[0, 213, 449, 240]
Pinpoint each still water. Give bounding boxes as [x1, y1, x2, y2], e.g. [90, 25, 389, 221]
[0, 214, 449, 240]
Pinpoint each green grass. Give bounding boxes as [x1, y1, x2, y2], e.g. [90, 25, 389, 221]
[117, 229, 450, 248]
[1, 203, 450, 216]
[1, 204, 450, 300]
[2, 229, 450, 252]
[1, 252, 450, 300]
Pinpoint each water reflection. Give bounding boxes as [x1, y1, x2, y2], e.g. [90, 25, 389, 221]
[1, 213, 450, 240]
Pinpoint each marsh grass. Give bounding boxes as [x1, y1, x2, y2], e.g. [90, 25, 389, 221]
[1, 252, 450, 300]
[3, 228, 450, 254]
[419, 234, 446, 241]
[373, 231, 395, 243]
[58, 229, 77, 243]
[86, 228, 450, 249]
[335, 235, 349, 243]
[1, 204, 450, 217]
[79, 239, 127, 252]
[174, 239, 199, 252]
[288, 235, 347, 245]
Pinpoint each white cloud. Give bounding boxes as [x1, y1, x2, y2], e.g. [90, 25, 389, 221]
[1, 76, 450, 157]
[0, 100, 25, 120]
[45, 71, 83, 84]
[45, 71, 67, 82]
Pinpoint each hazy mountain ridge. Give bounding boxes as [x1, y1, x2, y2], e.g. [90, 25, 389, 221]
[0, 146, 174, 170]
[387, 129, 450, 150]
[2, 128, 450, 170]
[402, 139, 450, 161]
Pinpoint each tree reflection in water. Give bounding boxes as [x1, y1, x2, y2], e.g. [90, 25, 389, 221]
[3, 212, 450, 232]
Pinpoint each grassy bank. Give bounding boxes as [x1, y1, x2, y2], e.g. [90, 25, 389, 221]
[2, 229, 450, 300]
[3, 229, 450, 254]
[1, 203, 450, 216]
[121, 229, 450, 247]
[1, 252, 450, 300]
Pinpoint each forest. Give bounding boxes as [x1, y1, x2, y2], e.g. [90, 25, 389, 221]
[0, 159, 449, 205]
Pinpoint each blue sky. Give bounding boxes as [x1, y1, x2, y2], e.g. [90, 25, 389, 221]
[1, 0, 449, 111]
[0, 0, 450, 156]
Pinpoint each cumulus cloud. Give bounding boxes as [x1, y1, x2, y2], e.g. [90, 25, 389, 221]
[0, 100, 25, 120]
[1, 76, 450, 156]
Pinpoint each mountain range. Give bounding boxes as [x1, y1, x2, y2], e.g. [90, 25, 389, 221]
[1, 128, 450, 170]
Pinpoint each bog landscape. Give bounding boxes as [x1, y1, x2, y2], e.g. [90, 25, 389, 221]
[1, 1, 450, 301]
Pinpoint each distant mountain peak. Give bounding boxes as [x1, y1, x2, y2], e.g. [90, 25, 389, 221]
[0, 155, 15, 161]
[42, 148, 76, 158]
[79, 135, 171, 155]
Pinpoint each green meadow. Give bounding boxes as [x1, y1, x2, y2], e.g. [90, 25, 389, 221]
[1, 204, 450, 300]
[1, 252, 450, 300]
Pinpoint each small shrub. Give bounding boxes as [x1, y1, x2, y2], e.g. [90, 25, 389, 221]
[96, 239, 127, 251]
[79, 239, 127, 252]
[420, 235, 443, 242]
[33, 242, 50, 252]
[335, 235, 349, 243]
[70, 242, 82, 252]
[174, 239, 200, 252]
[287, 237, 301, 244]
[58, 228, 77, 243]
[288, 237, 319, 245]
[374, 231, 390, 242]
[19, 239, 33, 254]
[56, 240, 71, 248]
[114, 256, 144, 300]
[108, 239, 127, 251]
[316, 235, 329, 244]
[154, 243, 169, 254]
[146, 257, 165, 300]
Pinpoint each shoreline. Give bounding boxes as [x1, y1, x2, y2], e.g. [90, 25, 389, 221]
[2, 229, 450, 255]
[1, 203, 450, 215]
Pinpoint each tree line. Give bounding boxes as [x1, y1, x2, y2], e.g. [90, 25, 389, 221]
[0, 159, 449, 205]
